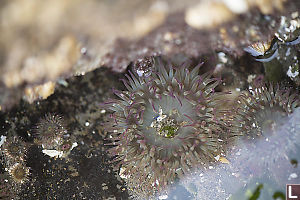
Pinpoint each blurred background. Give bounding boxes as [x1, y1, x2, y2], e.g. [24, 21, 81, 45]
[0, 0, 299, 199]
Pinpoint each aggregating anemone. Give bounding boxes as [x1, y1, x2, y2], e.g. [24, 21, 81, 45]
[103, 58, 229, 195]
[229, 84, 300, 172]
[231, 84, 299, 139]
[8, 162, 30, 184]
[0, 136, 27, 165]
[34, 113, 67, 149]
[0, 136, 30, 196]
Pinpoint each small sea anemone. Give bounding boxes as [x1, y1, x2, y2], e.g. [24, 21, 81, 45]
[34, 113, 67, 149]
[103, 58, 229, 193]
[8, 162, 30, 184]
[230, 84, 299, 139]
[229, 84, 300, 175]
[0, 136, 27, 165]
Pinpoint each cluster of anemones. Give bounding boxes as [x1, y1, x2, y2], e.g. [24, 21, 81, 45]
[103, 57, 230, 195]
[0, 113, 76, 198]
[0, 136, 30, 192]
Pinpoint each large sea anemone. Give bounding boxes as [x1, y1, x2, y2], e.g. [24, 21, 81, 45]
[103, 58, 229, 195]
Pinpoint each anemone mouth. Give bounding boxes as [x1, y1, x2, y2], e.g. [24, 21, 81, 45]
[142, 95, 196, 141]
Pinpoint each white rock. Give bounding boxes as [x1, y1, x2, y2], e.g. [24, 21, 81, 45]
[158, 194, 168, 200]
[42, 149, 64, 158]
[0, 135, 7, 147]
[222, 0, 248, 14]
[287, 66, 299, 78]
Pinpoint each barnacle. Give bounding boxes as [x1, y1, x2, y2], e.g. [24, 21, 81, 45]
[244, 32, 300, 84]
[244, 38, 279, 63]
[103, 58, 229, 194]
[244, 40, 273, 57]
[34, 113, 67, 149]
